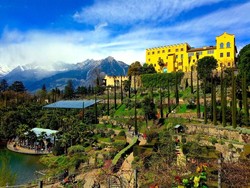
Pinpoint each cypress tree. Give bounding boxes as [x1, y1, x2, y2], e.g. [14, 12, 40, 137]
[160, 87, 163, 118]
[212, 77, 217, 125]
[191, 66, 194, 93]
[175, 72, 179, 105]
[197, 72, 201, 118]
[120, 76, 123, 103]
[114, 77, 117, 109]
[167, 78, 171, 113]
[204, 79, 207, 124]
[232, 71, 237, 128]
[221, 70, 226, 127]
[242, 72, 249, 125]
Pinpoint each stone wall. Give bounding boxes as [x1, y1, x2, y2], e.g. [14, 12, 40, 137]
[185, 124, 248, 143]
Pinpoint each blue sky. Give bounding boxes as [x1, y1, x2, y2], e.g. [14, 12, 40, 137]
[0, 0, 250, 70]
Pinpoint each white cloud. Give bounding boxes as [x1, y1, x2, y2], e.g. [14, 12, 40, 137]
[0, 1, 250, 70]
[73, 0, 224, 25]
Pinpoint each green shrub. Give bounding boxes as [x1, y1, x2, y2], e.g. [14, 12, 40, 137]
[181, 136, 187, 143]
[52, 144, 64, 156]
[209, 137, 218, 145]
[118, 130, 126, 137]
[228, 143, 234, 149]
[219, 140, 225, 145]
[107, 129, 115, 137]
[68, 145, 85, 155]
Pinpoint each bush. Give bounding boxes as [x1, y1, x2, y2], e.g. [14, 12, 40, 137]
[181, 136, 187, 143]
[118, 130, 126, 137]
[107, 129, 115, 137]
[228, 143, 234, 149]
[52, 144, 64, 156]
[68, 145, 85, 155]
[209, 137, 218, 145]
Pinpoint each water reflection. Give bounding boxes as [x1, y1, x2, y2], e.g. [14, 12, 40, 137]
[0, 147, 45, 185]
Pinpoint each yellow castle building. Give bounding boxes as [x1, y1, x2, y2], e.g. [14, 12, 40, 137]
[145, 32, 237, 73]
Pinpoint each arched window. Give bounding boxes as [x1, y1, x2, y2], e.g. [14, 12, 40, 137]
[226, 42, 230, 48]
[220, 43, 224, 48]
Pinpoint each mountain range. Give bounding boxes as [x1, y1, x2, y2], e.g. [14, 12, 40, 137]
[0, 56, 129, 92]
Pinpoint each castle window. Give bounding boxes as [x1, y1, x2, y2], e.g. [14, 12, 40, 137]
[158, 51, 160, 54]
[188, 52, 194, 57]
[168, 49, 171, 52]
[147, 52, 150, 55]
[148, 58, 150, 62]
[162, 50, 165, 53]
[176, 55, 178, 58]
[226, 42, 230, 48]
[220, 43, 224, 48]
[193, 59, 195, 62]
[207, 50, 214, 54]
[176, 49, 179, 52]
[181, 54, 183, 59]
[181, 48, 183, 51]
[228, 62, 230, 66]
[227, 52, 230, 57]
[152, 51, 155, 54]
[154, 64, 156, 67]
[220, 63, 222, 67]
[220, 53, 223, 57]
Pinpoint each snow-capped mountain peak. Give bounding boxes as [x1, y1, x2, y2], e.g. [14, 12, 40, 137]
[0, 66, 10, 77]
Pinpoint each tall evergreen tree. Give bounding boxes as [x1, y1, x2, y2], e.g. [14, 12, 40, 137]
[114, 77, 117, 109]
[197, 72, 201, 118]
[232, 71, 237, 128]
[197, 56, 217, 124]
[175, 72, 179, 105]
[242, 72, 249, 125]
[212, 77, 217, 125]
[167, 78, 171, 114]
[9, 81, 26, 92]
[64, 80, 74, 99]
[190, 66, 194, 93]
[221, 70, 226, 127]
[0, 79, 8, 92]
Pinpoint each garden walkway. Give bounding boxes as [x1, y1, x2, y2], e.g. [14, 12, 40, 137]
[118, 136, 147, 187]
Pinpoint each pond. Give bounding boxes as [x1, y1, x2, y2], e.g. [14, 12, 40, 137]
[0, 146, 45, 185]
